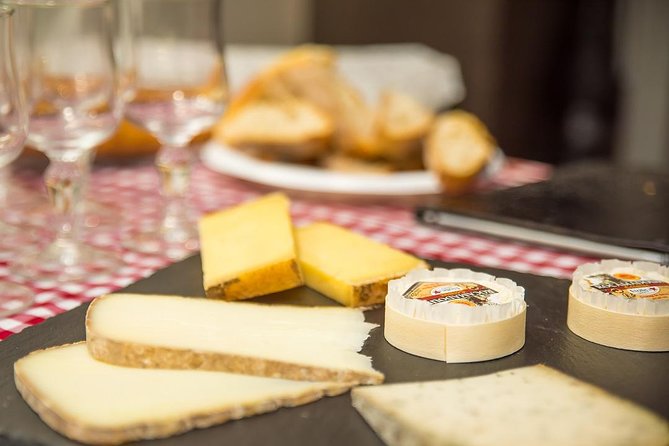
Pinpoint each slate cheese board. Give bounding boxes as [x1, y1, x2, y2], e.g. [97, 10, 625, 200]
[0, 256, 667, 445]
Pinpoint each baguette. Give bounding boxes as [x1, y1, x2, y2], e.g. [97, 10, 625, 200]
[215, 99, 333, 162]
[374, 90, 434, 164]
[424, 110, 496, 194]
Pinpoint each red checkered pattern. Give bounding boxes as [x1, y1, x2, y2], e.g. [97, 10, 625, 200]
[0, 157, 597, 341]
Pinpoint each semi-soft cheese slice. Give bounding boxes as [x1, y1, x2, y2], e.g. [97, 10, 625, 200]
[86, 294, 384, 384]
[199, 192, 303, 300]
[15, 343, 349, 445]
[296, 222, 427, 307]
[352, 365, 669, 446]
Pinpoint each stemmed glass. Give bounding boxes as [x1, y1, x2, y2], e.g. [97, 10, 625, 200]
[124, 0, 228, 259]
[8, 0, 124, 282]
[0, 4, 33, 316]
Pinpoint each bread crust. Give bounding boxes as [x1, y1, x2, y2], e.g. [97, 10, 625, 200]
[14, 343, 351, 445]
[424, 110, 496, 194]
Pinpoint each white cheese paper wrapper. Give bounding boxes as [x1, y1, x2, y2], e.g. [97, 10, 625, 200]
[572, 260, 669, 316]
[386, 268, 526, 325]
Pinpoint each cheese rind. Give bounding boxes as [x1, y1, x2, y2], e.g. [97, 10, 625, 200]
[296, 222, 427, 307]
[567, 260, 669, 351]
[14, 343, 350, 445]
[567, 287, 669, 352]
[198, 192, 303, 301]
[86, 294, 384, 384]
[384, 304, 526, 362]
[352, 365, 669, 446]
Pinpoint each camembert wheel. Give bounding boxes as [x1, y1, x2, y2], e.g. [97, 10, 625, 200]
[384, 268, 526, 363]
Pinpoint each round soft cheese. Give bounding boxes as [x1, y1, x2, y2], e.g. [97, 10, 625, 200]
[384, 268, 526, 363]
[567, 259, 669, 352]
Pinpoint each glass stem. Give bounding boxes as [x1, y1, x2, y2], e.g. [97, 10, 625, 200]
[156, 144, 193, 242]
[45, 155, 85, 262]
[0, 166, 8, 206]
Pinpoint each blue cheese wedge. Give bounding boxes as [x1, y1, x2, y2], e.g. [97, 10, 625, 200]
[384, 268, 526, 362]
[567, 260, 669, 351]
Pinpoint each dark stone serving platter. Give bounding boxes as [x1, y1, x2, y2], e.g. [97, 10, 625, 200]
[1, 256, 667, 445]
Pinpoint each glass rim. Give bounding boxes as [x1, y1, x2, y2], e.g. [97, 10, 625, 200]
[0, 5, 15, 16]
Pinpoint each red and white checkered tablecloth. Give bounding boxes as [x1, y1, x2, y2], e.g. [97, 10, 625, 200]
[0, 157, 598, 341]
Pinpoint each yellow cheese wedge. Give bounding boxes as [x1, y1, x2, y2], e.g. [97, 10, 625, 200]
[15, 343, 350, 445]
[296, 222, 427, 306]
[199, 193, 303, 300]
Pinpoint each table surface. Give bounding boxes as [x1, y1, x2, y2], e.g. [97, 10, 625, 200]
[0, 154, 599, 341]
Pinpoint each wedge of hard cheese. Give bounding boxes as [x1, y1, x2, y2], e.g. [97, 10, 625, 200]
[14, 343, 349, 445]
[199, 192, 303, 300]
[296, 222, 427, 307]
[352, 365, 669, 446]
[86, 294, 384, 384]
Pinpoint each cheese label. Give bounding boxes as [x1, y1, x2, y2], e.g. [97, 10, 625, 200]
[583, 272, 669, 300]
[402, 281, 499, 306]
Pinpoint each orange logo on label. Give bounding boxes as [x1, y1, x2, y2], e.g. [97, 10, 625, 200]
[613, 273, 641, 281]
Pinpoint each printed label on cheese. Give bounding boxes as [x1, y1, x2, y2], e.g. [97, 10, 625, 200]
[583, 273, 669, 300]
[402, 281, 500, 306]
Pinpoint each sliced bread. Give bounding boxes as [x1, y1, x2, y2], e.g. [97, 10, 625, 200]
[424, 110, 496, 194]
[374, 90, 434, 163]
[215, 99, 333, 162]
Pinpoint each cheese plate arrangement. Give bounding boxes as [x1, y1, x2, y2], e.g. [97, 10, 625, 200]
[0, 194, 667, 445]
[1, 255, 668, 445]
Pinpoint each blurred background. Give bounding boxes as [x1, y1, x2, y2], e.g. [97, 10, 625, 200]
[223, 0, 669, 171]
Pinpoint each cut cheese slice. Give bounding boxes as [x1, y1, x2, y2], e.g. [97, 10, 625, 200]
[352, 365, 669, 446]
[296, 222, 427, 306]
[86, 294, 384, 384]
[198, 192, 303, 300]
[14, 343, 349, 445]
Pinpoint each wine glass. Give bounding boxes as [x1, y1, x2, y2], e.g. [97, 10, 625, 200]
[7, 0, 124, 282]
[124, 0, 228, 259]
[0, 4, 33, 316]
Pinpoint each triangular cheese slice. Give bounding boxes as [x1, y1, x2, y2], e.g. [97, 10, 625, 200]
[15, 343, 349, 445]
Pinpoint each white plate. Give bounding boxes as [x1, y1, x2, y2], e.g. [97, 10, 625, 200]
[200, 141, 443, 195]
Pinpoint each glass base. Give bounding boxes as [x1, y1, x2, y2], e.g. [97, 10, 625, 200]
[10, 239, 123, 283]
[0, 282, 34, 318]
[123, 217, 199, 261]
[8, 196, 122, 232]
[0, 221, 41, 261]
